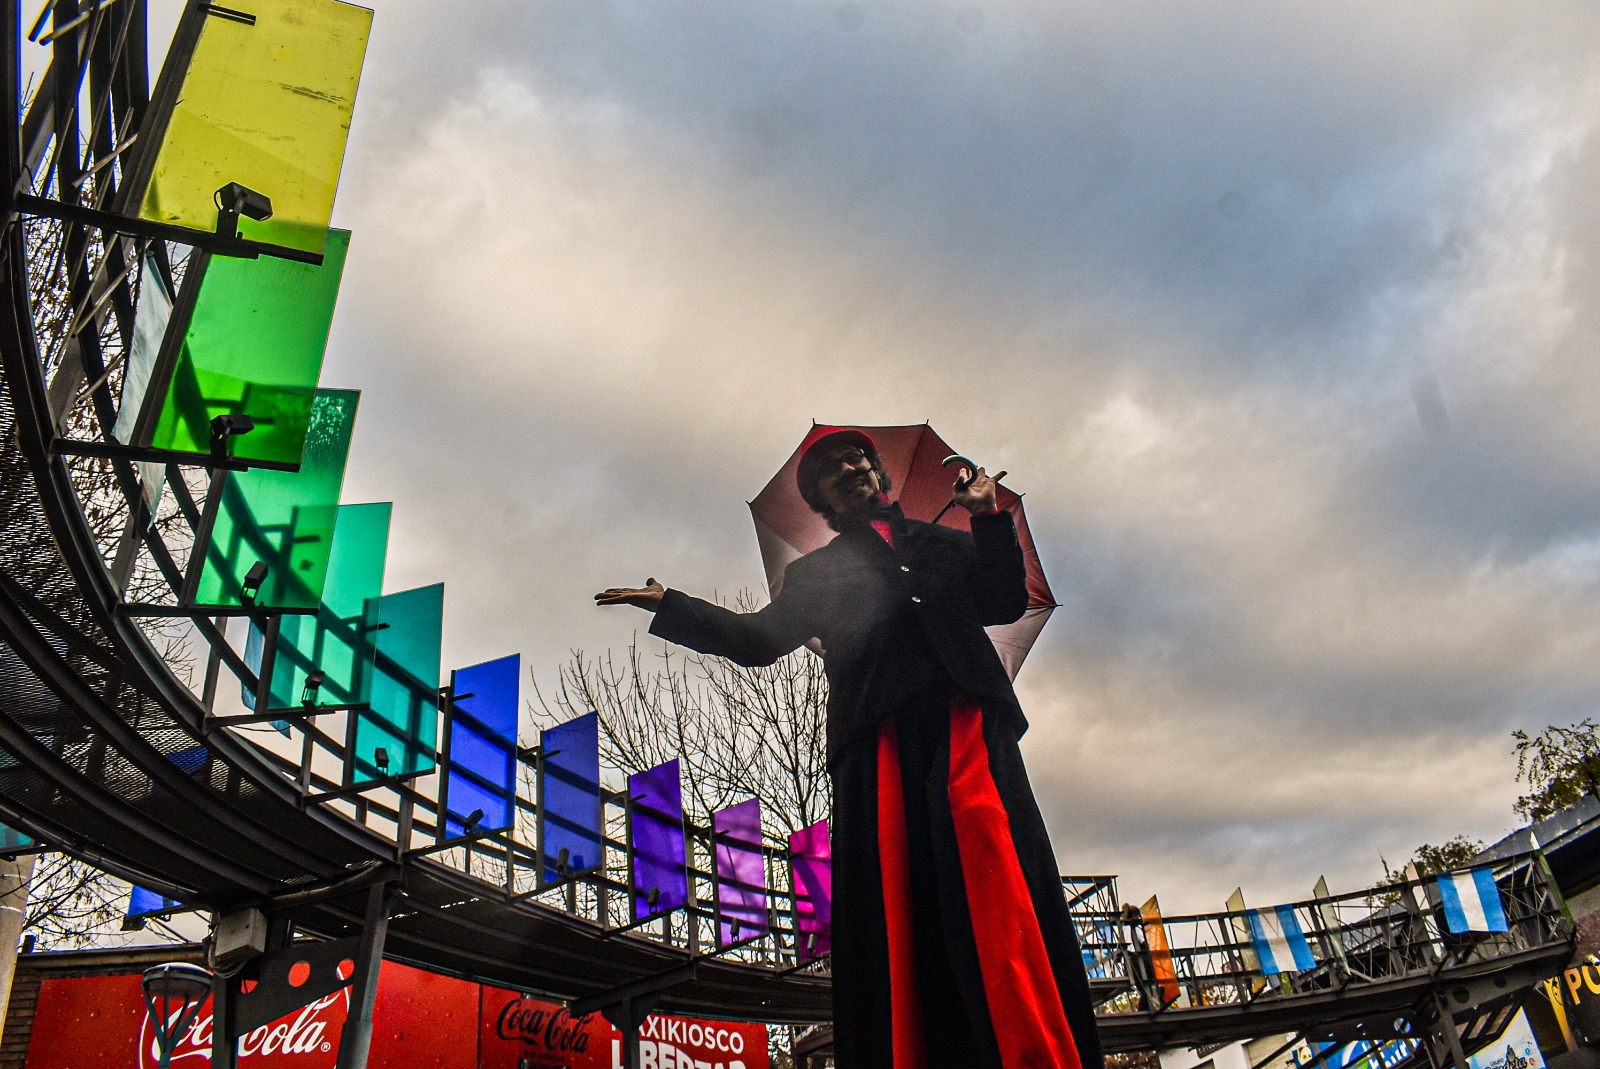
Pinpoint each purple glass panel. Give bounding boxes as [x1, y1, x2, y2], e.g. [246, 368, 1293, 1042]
[629, 759, 687, 922]
[789, 819, 832, 962]
[713, 798, 768, 948]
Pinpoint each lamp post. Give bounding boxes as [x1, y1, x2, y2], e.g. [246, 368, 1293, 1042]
[141, 962, 214, 1069]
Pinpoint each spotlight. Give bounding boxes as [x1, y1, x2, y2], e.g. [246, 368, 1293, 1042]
[209, 412, 256, 441]
[463, 809, 485, 834]
[213, 182, 273, 238]
[300, 670, 325, 707]
[239, 561, 268, 604]
[556, 847, 570, 875]
[647, 887, 661, 911]
[374, 747, 389, 773]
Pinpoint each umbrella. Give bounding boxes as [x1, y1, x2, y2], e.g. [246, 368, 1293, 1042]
[748, 423, 1056, 680]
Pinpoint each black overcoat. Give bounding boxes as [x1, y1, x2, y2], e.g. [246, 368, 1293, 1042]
[649, 503, 1103, 1069]
[650, 503, 1029, 766]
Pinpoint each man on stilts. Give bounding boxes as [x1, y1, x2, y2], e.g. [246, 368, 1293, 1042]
[598, 427, 1105, 1069]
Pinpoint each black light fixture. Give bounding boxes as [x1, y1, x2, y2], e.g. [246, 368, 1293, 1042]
[142, 962, 214, 1069]
[462, 808, 485, 834]
[300, 670, 326, 707]
[374, 747, 389, 773]
[555, 846, 570, 875]
[647, 887, 661, 911]
[209, 412, 256, 442]
[213, 181, 273, 238]
[239, 561, 268, 604]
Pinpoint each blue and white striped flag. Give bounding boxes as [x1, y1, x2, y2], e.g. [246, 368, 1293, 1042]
[1436, 867, 1509, 934]
[1247, 905, 1317, 975]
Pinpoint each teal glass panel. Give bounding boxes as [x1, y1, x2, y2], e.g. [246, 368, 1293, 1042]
[266, 502, 390, 710]
[0, 823, 31, 851]
[139, 0, 372, 255]
[113, 252, 173, 512]
[191, 388, 357, 610]
[350, 583, 443, 783]
[146, 232, 350, 467]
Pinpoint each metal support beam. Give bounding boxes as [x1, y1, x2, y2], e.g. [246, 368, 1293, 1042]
[334, 881, 397, 1069]
[599, 995, 662, 1069]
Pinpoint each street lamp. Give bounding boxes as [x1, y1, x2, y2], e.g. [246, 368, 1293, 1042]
[141, 962, 214, 1069]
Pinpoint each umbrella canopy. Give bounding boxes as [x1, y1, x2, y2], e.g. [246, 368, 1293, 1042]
[749, 423, 1056, 679]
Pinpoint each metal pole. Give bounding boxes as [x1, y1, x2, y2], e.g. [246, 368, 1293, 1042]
[1433, 989, 1470, 1069]
[210, 973, 237, 1069]
[334, 881, 394, 1069]
[0, 854, 36, 1049]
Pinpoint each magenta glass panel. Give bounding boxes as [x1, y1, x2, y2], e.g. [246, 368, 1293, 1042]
[629, 758, 687, 923]
[789, 819, 832, 962]
[713, 797, 768, 948]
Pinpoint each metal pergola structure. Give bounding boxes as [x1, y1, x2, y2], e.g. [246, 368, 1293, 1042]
[0, 3, 1577, 1067]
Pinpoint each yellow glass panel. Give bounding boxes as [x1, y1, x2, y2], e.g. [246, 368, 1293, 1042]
[139, 0, 373, 255]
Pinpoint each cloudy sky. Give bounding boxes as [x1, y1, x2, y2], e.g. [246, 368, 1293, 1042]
[140, 0, 1600, 913]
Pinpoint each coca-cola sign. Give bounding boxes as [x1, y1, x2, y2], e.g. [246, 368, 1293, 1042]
[478, 988, 768, 1069]
[22, 962, 765, 1069]
[136, 991, 345, 1068]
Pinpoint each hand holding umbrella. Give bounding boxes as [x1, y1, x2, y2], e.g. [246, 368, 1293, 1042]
[935, 454, 1008, 523]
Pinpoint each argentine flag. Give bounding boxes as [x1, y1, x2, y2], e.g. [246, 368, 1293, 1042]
[1436, 867, 1509, 934]
[1247, 905, 1317, 975]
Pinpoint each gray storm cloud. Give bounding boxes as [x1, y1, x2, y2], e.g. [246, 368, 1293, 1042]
[288, 0, 1600, 909]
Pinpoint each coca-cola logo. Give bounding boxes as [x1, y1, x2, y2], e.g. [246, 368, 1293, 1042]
[494, 998, 595, 1053]
[138, 989, 348, 1067]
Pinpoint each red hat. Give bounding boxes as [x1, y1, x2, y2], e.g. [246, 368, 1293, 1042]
[796, 425, 879, 504]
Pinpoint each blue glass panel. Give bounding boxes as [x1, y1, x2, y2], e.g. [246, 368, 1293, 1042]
[789, 820, 832, 962]
[169, 746, 207, 774]
[0, 823, 32, 851]
[713, 797, 767, 947]
[539, 713, 601, 884]
[629, 759, 687, 922]
[128, 886, 180, 918]
[349, 584, 443, 783]
[443, 654, 519, 837]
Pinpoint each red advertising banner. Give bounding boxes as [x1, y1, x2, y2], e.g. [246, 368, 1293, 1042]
[23, 962, 767, 1069]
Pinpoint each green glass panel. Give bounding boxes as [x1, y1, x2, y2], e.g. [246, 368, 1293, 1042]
[0, 823, 31, 851]
[266, 502, 390, 709]
[351, 583, 442, 782]
[192, 389, 357, 610]
[147, 231, 350, 467]
[139, 0, 372, 254]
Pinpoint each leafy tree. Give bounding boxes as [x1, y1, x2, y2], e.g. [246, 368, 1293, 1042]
[1368, 835, 1486, 905]
[1512, 719, 1600, 822]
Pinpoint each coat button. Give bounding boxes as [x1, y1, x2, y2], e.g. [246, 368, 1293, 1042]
[910, 596, 922, 603]
[900, 565, 910, 573]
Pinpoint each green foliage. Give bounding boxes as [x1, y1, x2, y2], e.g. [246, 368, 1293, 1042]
[1367, 835, 1486, 906]
[1512, 719, 1600, 822]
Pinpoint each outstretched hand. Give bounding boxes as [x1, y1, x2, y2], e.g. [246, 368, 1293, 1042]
[595, 577, 665, 612]
[952, 465, 1006, 515]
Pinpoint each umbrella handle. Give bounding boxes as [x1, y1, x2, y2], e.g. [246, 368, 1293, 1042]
[933, 455, 983, 525]
[941, 454, 979, 492]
